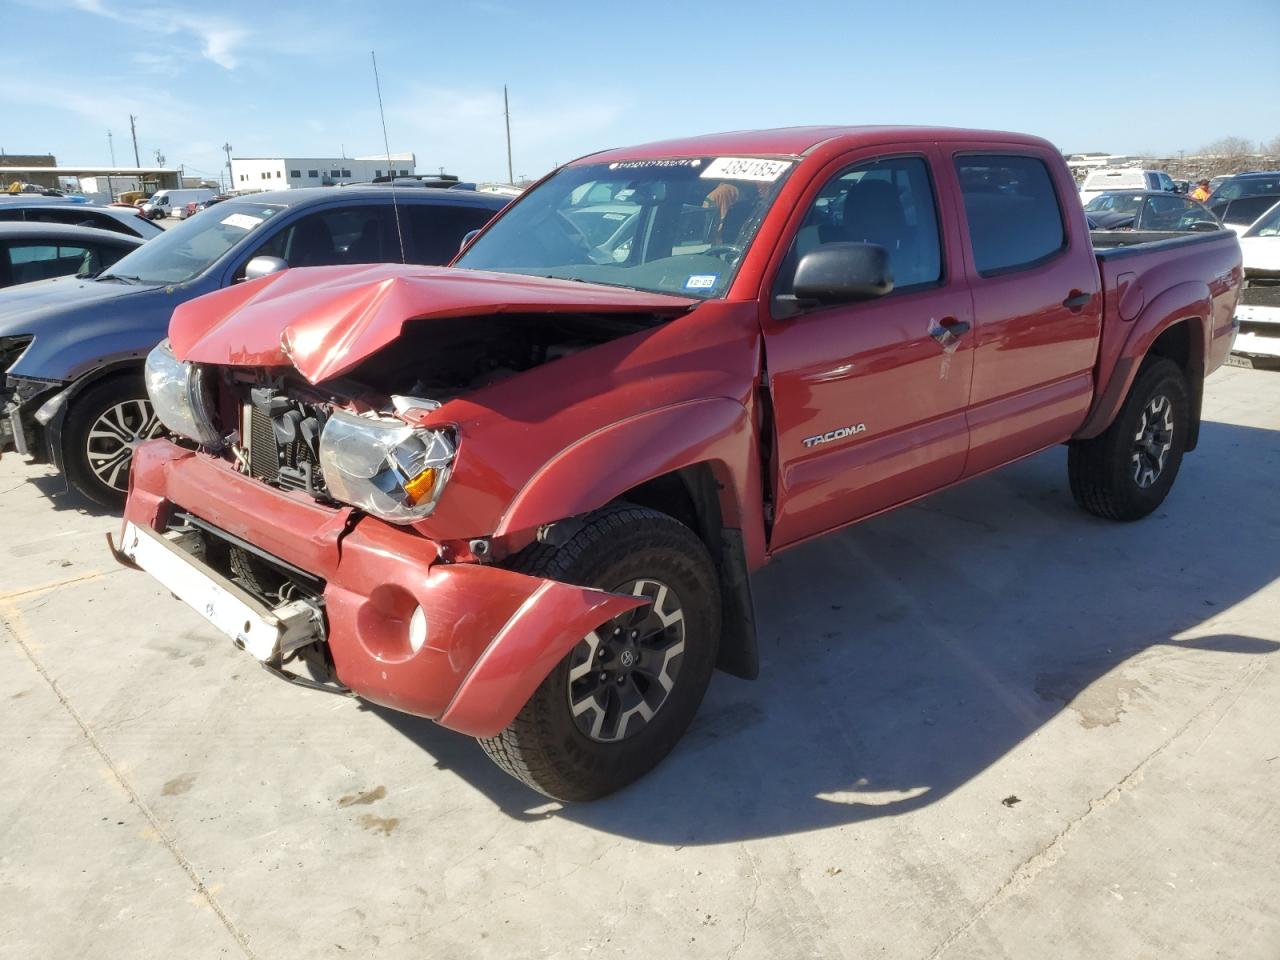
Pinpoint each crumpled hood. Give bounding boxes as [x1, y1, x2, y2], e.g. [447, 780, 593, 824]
[0, 274, 155, 338]
[169, 263, 698, 383]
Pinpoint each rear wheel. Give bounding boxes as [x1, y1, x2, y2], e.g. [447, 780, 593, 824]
[1068, 357, 1190, 521]
[479, 504, 721, 801]
[62, 374, 163, 508]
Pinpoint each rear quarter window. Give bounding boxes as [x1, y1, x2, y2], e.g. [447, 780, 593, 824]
[955, 155, 1066, 277]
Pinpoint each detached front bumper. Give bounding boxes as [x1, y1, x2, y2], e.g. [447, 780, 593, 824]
[119, 440, 645, 737]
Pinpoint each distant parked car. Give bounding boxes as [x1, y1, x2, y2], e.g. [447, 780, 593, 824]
[0, 201, 162, 240]
[1079, 168, 1178, 203]
[1084, 191, 1220, 232]
[0, 186, 509, 505]
[1231, 199, 1280, 368]
[1206, 172, 1280, 234]
[0, 223, 142, 288]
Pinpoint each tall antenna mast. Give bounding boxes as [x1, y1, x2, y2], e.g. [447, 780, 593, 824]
[504, 85, 514, 185]
[371, 50, 406, 264]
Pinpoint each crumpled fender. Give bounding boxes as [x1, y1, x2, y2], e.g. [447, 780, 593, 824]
[493, 397, 765, 564]
[1074, 279, 1210, 440]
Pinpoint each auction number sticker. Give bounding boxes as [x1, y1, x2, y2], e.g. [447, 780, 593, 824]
[700, 157, 792, 182]
[221, 213, 264, 231]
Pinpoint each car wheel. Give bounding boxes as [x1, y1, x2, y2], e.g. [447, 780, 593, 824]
[1068, 357, 1190, 521]
[479, 504, 721, 801]
[62, 374, 164, 509]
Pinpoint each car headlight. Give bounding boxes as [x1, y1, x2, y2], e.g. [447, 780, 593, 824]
[143, 339, 222, 449]
[319, 410, 455, 524]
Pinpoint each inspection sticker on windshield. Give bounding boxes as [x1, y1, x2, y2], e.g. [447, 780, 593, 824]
[685, 274, 718, 290]
[701, 157, 792, 182]
[221, 212, 263, 231]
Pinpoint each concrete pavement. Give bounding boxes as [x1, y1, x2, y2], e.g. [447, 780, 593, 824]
[2, 364, 1277, 959]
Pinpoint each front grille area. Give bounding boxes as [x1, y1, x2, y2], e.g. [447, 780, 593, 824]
[241, 387, 329, 497]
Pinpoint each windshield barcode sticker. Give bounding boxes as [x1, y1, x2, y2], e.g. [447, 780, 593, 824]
[701, 157, 792, 182]
[221, 213, 263, 230]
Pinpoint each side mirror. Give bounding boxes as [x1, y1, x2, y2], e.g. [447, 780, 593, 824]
[460, 229, 481, 252]
[782, 242, 894, 315]
[244, 255, 288, 282]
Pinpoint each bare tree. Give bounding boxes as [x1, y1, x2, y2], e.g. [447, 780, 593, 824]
[1264, 135, 1280, 158]
[1197, 136, 1257, 174]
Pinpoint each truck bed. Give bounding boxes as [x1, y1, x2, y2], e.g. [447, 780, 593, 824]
[1090, 228, 1242, 401]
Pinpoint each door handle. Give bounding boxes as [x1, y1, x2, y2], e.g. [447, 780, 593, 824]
[930, 317, 970, 343]
[1062, 291, 1091, 310]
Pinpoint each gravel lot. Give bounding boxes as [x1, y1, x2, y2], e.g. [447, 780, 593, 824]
[2, 364, 1277, 959]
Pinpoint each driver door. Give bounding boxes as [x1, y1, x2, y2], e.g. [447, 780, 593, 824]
[761, 148, 975, 549]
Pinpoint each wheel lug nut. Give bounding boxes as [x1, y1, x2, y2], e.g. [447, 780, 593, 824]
[599, 672, 608, 681]
[630, 630, 638, 639]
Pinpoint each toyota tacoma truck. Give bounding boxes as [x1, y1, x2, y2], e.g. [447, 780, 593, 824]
[113, 127, 1242, 800]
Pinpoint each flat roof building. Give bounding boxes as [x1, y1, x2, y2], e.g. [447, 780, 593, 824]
[230, 152, 416, 190]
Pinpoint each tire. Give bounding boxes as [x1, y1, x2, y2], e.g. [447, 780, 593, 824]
[62, 373, 164, 509]
[479, 504, 721, 801]
[1068, 357, 1190, 522]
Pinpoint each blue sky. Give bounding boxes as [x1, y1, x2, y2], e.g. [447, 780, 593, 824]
[3, 0, 1278, 185]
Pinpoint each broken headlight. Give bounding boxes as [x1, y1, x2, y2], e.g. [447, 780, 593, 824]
[144, 339, 222, 449]
[318, 410, 455, 524]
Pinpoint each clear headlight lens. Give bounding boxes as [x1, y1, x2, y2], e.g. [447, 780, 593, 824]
[319, 410, 455, 524]
[143, 340, 222, 448]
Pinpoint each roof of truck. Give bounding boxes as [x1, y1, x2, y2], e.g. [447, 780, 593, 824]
[580, 126, 1054, 164]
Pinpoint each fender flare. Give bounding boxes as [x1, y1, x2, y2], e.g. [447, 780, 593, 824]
[1074, 280, 1209, 441]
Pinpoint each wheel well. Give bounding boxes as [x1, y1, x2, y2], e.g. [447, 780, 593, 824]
[1148, 319, 1204, 451]
[617, 464, 759, 680]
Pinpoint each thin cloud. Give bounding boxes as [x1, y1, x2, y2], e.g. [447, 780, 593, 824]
[72, 0, 246, 69]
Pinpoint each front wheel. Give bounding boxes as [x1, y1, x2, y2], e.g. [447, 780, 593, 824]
[479, 505, 721, 801]
[1068, 357, 1190, 521]
[62, 374, 164, 508]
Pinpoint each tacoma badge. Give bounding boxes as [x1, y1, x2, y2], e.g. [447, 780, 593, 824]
[802, 424, 866, 448]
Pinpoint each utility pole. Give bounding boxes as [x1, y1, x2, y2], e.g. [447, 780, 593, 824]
[129, 114, 140, 167]
[107, 130, 116, 164]
[154, 149, 166, 167]
[222, 142, 233, 190]
[503, 85, 513, 185]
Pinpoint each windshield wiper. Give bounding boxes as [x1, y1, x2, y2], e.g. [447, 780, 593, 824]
[96, 273, 143, 284]
[544, 275, 639, 292]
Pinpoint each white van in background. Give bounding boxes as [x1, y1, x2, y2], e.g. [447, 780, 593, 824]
[1079, 168, 1177, 204]
[140, 188, 216, 220]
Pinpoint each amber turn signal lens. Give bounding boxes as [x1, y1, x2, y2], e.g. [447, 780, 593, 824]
[403, 467, 437, 505]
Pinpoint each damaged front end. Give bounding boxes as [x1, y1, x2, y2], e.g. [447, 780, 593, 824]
[1, 336, 62, 460]
[121, 310, 661, 732]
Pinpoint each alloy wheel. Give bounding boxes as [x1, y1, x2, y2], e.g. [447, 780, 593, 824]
[1131, 393, 1174, 489]
[566, 578, 686, 743]
[85, 399, 163, 492]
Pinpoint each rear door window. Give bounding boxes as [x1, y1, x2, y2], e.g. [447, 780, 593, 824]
[954, 155, 1066, 276]
[407, 203, 499, 264]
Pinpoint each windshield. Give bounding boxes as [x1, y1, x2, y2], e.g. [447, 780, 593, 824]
[1084, 192, 1144, 214]
[1218, 195, 1280, 227]
[100, 202, 284, 284]
[1243, 201, 1280, 238]
[454, 157, 795, 298]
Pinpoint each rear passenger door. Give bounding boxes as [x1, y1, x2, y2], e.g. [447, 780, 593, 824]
[762, 147, 975, 549]
[943, 149, 1102, 476]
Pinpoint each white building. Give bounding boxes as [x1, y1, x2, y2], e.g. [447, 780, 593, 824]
[229, 152, 416, 190]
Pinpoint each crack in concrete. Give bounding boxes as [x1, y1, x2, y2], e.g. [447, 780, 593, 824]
[921, 656, 1271, 960]
[728, 846, 762, 960]
[0, 600, 259, 960]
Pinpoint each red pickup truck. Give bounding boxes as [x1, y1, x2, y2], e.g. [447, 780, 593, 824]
[115, 127, 1242, 800]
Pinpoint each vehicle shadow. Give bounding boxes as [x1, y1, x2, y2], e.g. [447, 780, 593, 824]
[374, 418, 1280, 844]
[27, 473, 117, 517]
